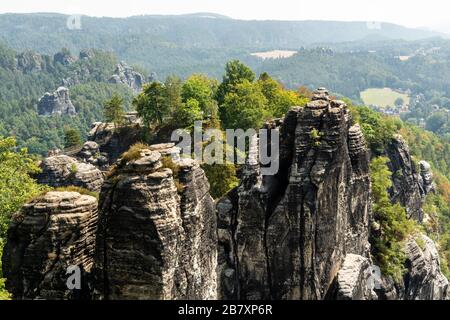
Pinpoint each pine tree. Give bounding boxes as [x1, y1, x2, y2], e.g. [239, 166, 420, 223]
[64, 127, 82, 148]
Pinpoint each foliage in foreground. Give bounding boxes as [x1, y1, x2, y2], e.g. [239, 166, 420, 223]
[0, 136, 47, 299]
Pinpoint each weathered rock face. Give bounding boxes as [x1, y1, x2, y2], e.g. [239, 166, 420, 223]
[404, 235, 448, 300]
[37, 87, 77, 116]
[2, 191, 98, 300]
[36, 155, 104, 192]
[79, 49, 95, 60]
[76, 141, 109, 169]
[419, 161, 435, 195]
[93, 145, 217, 299]
[385, 136, 437, 222]
[217, 91, 372, 300]
[88, 121, 142, 166]
[53, 51, 76, 66]
[108, 62, 145, 92]
[332, 254, 375, 300]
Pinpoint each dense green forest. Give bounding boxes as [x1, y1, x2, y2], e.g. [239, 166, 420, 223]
[0, 43, 134, 155]
[0, 13, 444, 79]
[248, 44, 450, 136]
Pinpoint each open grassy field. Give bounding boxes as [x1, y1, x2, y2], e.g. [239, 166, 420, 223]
[360, 88, 410, 108]
[250, 50, 298, 60]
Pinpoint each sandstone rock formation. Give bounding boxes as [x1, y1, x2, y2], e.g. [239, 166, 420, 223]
[2, 191, 98, 300]
[93, 144, 217, 299]
[77, 141, 109, 169]
[217, 91, 372, 299]
[404, 234, 448, 300]
[79, 49, 95, 60]
[36, 155, 104, 192]
[37, 87, 77, 116]
[419, 160, 435, 195]
[88, 121, 142, 166]
[53, 51, 76, 66]
[333, 254, 375, 300]
[108, 62, 145, 92]
[16, 51, 46, 73]
[386, 135, 435, 222]
[3, 85, 448, 301]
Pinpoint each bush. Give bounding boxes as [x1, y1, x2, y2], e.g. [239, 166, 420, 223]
[0, 238, 10, 300]
[349, 105, 400, 155]
[202, 163, 239, 199]
[160, 155, 180, 178]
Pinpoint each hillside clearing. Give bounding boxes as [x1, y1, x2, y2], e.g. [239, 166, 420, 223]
[360, 88, 410, 108]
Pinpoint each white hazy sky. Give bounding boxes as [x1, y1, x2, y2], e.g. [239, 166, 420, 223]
[1, 0, 449, 31]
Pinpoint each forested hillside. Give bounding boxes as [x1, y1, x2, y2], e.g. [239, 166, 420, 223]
[250, 41, 450, 138]
[1, 14, 450, 139]
[0, 44, 134, 154]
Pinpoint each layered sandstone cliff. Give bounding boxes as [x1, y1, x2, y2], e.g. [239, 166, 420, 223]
[92, 144, 217, 299]
[385, 135, 433, 222]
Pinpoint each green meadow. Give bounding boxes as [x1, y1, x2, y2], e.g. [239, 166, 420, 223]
[360, 88, 410, 108]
